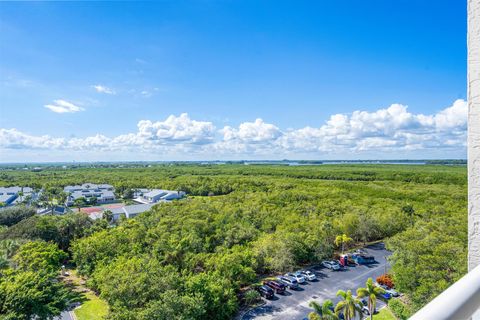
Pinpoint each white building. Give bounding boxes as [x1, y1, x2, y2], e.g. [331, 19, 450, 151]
[110, 203, 155, 220]
[64, 183, 115, 206]
[133, 189, 185, 204]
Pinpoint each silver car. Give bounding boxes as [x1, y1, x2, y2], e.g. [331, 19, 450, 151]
[300, 270, 317, 281]
[277, 276, 299, 289]
[322, 260, 341, 271]
[285, 272, 306, 284]
[380, 284, 399, 297]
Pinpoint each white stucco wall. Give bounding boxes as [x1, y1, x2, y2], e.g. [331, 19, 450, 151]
[469, 0, 480, 272]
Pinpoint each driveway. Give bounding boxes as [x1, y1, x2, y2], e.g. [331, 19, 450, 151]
[55, 311, 74, 320]
[243, 242, 391, 320]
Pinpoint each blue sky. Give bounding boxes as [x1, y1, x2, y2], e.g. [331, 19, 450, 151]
[0, 1, 467, 162]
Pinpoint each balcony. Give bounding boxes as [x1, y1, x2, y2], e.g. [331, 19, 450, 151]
[409, 265, 480, 320]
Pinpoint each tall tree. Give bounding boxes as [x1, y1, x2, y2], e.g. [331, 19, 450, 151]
[103, 210, 114, 224]
[0, 270, 71, 320]
[13, 241, 67, 273]
[335, 290, 361, 320]
[309, 299, 338, 320]
[334, 234, 353, 254]
[356, 278, 385, 320]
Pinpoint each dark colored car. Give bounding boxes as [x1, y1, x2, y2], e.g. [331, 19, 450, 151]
[257, 285, 274, 299]
[351, 254, 376, 265]
[380, 292, 392, 300]
[328, 306, 344, 320]
[263, 280, 287, 294]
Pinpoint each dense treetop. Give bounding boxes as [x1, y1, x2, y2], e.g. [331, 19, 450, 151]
[0, 164, 467, 319]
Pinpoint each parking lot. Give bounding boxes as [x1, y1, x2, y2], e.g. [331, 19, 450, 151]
[242, 242, 392, 320]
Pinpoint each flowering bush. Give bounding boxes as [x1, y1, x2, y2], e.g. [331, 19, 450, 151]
[376, 273, 394, 288]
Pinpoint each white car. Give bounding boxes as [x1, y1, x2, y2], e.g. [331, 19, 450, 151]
[379, 284, 400, 297]
[300, 270, 317, 281]
[285, 272, 306, 284]
[322, 260, 341, 271]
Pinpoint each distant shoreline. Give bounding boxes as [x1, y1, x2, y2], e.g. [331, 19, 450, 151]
[0, 159, 467, 168]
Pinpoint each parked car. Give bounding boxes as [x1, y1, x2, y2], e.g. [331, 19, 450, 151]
[299, 270, 317, 281]
[354, 248, 368, 255]
[360, 299, 377, 315]
[263, 280, 287, 294]
[285, 272, 306, 284]
[350, 254, 376, 265]
[257, 285, 274, 299]
[379, 284, 399, 297]
[322, 260, 341, 271]
[328, 306, 344, 320]
[277, 276, 299, 289]
[380, 291, 392, 300]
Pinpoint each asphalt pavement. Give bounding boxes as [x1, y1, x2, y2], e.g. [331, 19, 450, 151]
[242, 242, 391, 320]
[55, 311, 74, 320]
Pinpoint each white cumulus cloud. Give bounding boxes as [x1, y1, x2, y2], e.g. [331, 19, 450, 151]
[0, 128, 66, 149]
[221, 119, 282, 143]
[44, 100, 85, 113]
[137, 113, 215, 144]
[0, 100, 468, 158]
[93, 85, 116, 95]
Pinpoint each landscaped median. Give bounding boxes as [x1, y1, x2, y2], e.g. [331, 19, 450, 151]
[373, 307, 396, 320]
[74, 291, 108, 320]
[61, 269, 109, 320]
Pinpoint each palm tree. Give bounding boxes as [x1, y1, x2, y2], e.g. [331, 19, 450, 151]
[309, 300, 338, 320]
[356, 278, 385, 320]
[308, 313, 321, 320]
[103, 210, 114, 224]
[335, 289, 361, 320]
[335, 234, 353, 254]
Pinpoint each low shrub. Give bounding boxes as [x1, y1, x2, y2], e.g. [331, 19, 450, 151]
[244, 289, 260, 306]
[388, 299, 413, 320]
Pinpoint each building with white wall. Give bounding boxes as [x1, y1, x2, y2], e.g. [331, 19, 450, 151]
[110, 203, 155, 220]
[64, 183, 116, 206]
[134, 189, 185, 204]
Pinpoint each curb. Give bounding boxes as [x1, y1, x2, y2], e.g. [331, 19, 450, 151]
[69, 311, 78, 320]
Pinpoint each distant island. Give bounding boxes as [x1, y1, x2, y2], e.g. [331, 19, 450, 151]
[0, 159, 467, 170]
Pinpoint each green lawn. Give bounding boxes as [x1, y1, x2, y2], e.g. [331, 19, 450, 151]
[74, 291, 109, 320]
[373, 307, 396, 320]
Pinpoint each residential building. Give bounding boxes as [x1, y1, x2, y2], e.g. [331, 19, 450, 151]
[0, 186, 34, 206]
[64, 183, 116, 206]
[134, 189, 185, 204]
[109, 203, 155, 220]
[53, 206, 67, 215]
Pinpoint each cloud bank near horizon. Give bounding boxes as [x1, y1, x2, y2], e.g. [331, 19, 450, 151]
[0, 99, 467, 159]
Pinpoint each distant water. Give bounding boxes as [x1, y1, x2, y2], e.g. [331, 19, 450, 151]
[244, 161, 427, 166]
[315, 161, 427, 165]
